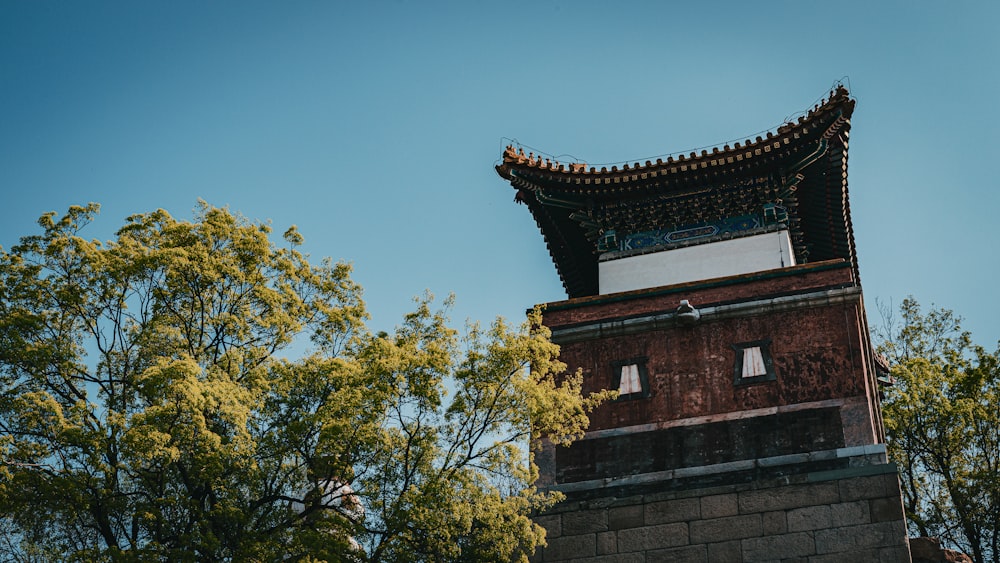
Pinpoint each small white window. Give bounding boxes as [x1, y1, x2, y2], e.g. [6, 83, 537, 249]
[732, 340, 776, 385]
[742, 346, 767, 378]
[619, 364, 642, 395]
[611, 357, 650, 400]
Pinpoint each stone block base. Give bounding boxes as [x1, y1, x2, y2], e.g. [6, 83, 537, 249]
[532, 463, 910, 563]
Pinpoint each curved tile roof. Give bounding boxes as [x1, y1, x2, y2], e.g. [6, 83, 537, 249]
[496, 87, 857, 298]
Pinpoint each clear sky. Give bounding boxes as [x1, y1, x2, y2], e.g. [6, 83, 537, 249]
[2, 1, 998, 346]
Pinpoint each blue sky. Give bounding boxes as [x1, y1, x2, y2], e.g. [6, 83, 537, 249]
[2, 1, 998, 346]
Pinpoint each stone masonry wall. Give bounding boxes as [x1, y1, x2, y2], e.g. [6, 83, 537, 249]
[531, 464, 911, 563]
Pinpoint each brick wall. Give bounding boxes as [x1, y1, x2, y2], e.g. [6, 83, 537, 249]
[539, 291, 882, 484]
[556, 302, 871, 429]
[531, 464, 911, 563]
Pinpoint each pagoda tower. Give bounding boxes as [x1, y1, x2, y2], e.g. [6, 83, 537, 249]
[496, 88, 911, 562]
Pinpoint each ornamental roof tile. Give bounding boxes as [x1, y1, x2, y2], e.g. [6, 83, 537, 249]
[497, 87, 853, 185]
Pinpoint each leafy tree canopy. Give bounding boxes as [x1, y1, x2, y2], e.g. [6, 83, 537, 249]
[0, 202, 609, 562]
[877, 297, 999, 563]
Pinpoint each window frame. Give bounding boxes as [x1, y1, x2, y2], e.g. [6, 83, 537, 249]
[610, 356, 651, 400]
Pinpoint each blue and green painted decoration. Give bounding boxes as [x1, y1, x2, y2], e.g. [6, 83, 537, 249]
[598, 205, 787, 253]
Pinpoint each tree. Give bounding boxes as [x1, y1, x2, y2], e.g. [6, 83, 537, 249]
[876, 298, 1000, 563]
[0, 203, 608, 562]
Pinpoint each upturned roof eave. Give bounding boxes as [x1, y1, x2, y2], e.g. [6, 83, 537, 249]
[494, 87, 857, 299]
[497, 87, 854, 192]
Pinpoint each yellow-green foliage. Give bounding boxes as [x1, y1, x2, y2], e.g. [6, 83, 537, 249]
[0, 203, 606, 562]
[878, 298, 999, 563]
